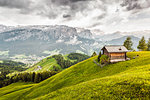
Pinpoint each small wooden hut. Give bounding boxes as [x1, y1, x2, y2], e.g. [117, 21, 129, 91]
[101, 45, 128, 63]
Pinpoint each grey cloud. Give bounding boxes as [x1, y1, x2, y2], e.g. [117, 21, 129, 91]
[45, 0, 91, 18]
[0, 0, 32, 9]
[96, 13, 107, 20]
[63, 14, 71, 18]
[88, 22, 102, 28]
[121, 0, 150, 11]
[51, 0, 89, 5]
[0, 0, 108, 21]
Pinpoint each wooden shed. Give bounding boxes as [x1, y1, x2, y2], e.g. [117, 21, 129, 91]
[101, 45, 128, 63]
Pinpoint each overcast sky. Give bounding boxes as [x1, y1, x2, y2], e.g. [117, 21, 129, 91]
[0, 0, 150, 33]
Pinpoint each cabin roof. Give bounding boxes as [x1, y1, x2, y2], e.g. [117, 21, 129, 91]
[102, 45, 128, 53]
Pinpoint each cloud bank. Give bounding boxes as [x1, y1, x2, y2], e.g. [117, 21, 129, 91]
[0, 0, 150, 33]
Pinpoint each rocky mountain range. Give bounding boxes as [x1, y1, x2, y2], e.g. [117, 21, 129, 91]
[0, 24, 149, 63]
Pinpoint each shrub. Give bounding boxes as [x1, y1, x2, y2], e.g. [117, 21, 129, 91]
[100, 55, 109, 65]
[91, 52, 97, 57]
[98, 51, 101, 62]
[133, 50, 136, 52]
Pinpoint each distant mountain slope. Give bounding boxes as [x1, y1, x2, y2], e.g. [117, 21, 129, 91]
[0, 24, 150, 64]
[100, 31, 124, 41]
[1, 51, 150, 99]
[0, 25, 102, 63]
[26, 53, 89, 72]
[122, 30, 150, 40]
[107, 36, 140, 49]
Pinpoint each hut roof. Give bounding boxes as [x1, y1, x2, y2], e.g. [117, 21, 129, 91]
[102, 45, 128, 53]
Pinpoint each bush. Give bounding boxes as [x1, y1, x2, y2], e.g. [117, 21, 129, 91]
[100, 55, 109, 65]
[91, 52, 97, 57]
[98, 52, 101, 62]
[133, 50, 136, 52]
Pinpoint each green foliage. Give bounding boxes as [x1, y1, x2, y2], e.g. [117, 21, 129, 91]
[91, 52, 97, 57]
[99, 55, 109, 64]
[133, 49, 136, 52]
[147, 38, 150, 51]
[137, 36, 148, 51]
[52, 53, 89, 69]
[67, 53, 89, 61]
[0, 60, 26, 73]
[52, 66, 60, 72]
[123, 37, 133, 50]
[52, 54, 73, 69]
[27, 57, 60, 72]
[0, 71, 57, 88]
[98, 51, 101, 62]
[27, 53, 89, 72]
[1, 52, 150, 99]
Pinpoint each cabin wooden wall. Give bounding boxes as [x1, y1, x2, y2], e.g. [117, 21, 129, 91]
[110, 52, 126, 60]
[103, 48, 109, 56]
[110, 52, 125, 56]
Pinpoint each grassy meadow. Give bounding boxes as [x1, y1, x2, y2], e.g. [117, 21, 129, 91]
[0, 51, 150, 99]
[26, 53, 87, 72]
[26, 57, 60, 72]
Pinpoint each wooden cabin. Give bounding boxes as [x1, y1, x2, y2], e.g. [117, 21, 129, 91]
[101, 45, 128, 63]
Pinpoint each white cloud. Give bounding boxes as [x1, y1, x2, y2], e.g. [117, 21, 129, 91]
[0, 0, 150, 33]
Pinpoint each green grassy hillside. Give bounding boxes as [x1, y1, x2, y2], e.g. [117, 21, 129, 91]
[0, 51, 150, 99]
[26, 57, 60, 72]
[0, 82, 35, 97]
[26, 53, 89, 72]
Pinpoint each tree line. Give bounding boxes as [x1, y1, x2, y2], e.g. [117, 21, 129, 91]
[67, 53, 89, 61]
[0, 71, 57, 88]
[52, 54, 73, 69]
[52, 53, 89, 71]
[123, 36, 150, 51]
[0, 60, 27, 73]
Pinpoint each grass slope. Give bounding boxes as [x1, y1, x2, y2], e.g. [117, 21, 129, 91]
[38, 65, 150, 99]
[26, 57, 60, 72]
[0, 51, 150, 99]
[0, 82, 35, 100]
[26, 54, 80, 72]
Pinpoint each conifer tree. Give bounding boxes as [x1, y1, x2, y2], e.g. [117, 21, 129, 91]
[123, 37, 133, 50]
[34, 73, 39, 83]
[98, 51, 101, 62]
[137, 36, 148, 51]
[31, 72, 35, 82]
[91, 52, 97, 57]
[147, 38, 150, 51]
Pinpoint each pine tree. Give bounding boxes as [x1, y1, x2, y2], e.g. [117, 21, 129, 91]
[31, 72, 35, 82]
[34, 73, 39, 83]
[98, 51, 101, 62]
[147, 38, 150, 51]
[137, 36, 148, 51]
[123, 37, 133, 50]
[91, 52, 97, 57]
